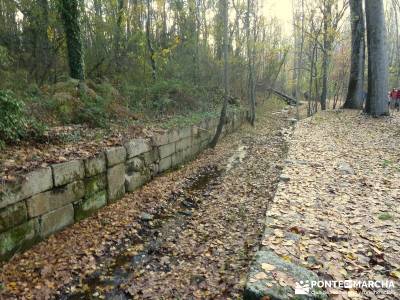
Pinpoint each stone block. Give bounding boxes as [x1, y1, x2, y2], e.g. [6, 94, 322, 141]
[105, 146, 126, 167]
[0, 202, 27, 233]
[84, 153, 106, 177]
[40, 204, 74, 237]
[0, 219, 40, 260]
[125, 139, 151, 158]
[52, 160, 85, 187]
[125, 172, 150, 192]
[74, 191, 107, 221]
[159, 143, 175, 159]
[151, 129, 179, 146]
[178, 126, 192, 140]
[150, 163, 159, 176]
[192, 124, 199, 137]
[142, 149, 159, 165]
[183, 147, 195, 161]
[126, 157, 144, 173]
[84, 174, 107, 198]
[152, 132, 168, 146]
[26, 181, 84, 218]
[176, 137, 192, 152]
[107, 164, 125, 202]
[0, 168, 53, 209]
[166, 129, 180, 143]
[158, 157, 172, 173]
[172, 151, 185, 167]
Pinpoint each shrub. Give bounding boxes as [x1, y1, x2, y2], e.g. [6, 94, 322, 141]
[0, 90, 47, 146]
[73, 95, 109, 128]
[0, 90, 27, 143]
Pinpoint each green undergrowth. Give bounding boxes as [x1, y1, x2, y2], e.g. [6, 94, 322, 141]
[0, 78, 237, 147]
[159, 105, 243, 130]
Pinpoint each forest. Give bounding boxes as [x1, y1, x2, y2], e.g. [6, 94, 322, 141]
[0, 0, 399, 299]
[0, 0, 398, 148]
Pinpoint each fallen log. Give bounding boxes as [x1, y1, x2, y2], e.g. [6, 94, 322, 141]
[268, 88, 297, 106]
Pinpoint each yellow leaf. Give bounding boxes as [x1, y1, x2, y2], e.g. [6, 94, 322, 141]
[254, 272, 268, 280]
[390, 270, 400, 279]
[261, 263, 276, 272]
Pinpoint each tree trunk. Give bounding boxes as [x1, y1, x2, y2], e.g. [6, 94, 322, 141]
[210, 0, 229, 148]
[115, 0, 125, 67]
[146, 0, 156, 80]
[247, 0, 256, 126]
[320, 2, 331, 111]
[365, 0, 389, 116]
[343, 0, 365, 109]
[59, 0, 85, 81]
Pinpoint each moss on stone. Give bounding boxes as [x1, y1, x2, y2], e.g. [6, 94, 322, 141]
[0, 219, 40, 261]
[74, 191, 107, 221]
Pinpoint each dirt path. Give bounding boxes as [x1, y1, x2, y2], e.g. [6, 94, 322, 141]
[0, 99, 294, 299]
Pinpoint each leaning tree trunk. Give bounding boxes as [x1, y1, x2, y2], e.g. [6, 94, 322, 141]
[343, 0, 365, 109]
[364, 0, 389, 116]
[210, 0, 229, 148]
[59, 0, 85, 81]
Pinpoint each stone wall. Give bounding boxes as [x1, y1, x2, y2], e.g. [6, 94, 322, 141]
[0, 110, 246, 260]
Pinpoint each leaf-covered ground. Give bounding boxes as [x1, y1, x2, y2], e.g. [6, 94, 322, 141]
[0, 99, 293, 299]
[0, 109, 222, 182]
[251, 110, 400, 299]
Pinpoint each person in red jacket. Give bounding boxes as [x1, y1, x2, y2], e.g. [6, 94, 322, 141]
[396, 88, 400, 111]
[390, 88, 397, 108]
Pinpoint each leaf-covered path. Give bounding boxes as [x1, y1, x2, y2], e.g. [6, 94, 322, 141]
[0, 100, 294, 299]
[246, 110, 400, 300]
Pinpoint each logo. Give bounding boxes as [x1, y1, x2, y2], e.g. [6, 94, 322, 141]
[295, 280, 310, 295]
[294, 279, 396, 296]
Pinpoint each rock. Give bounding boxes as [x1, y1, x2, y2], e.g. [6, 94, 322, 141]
[337, 162, 354, 175]
[52, 160, 85, 187]
[159, 143, 175, 159]
[74, 191, 107, 221]
[107, 164, 125, 202]
[176, 137, 192, 152]
[105, 146, 127, 167]
[285, 159, 309, 165]
[288, 118, 298, 125]
[244, 250, 326, 300]
[178, 126, 192, 140]
[158, 157, 172, 173]
[40, 204, 74, 237]
[84, 153, 106, 177]
[0, 202, 28, 233]
[142, 149, 160, 166]
[0, 168, 53, 209]
[26, 181, 84, 218]
[152, 130, 179, 146]
[140, 212, 154, 221]
[126, 157, 144, 173]
[279, 174, 290, 182]
[125, 172, 150, 192]
[179, 210, 193, 217]
[150, 164, 159, 176]
[0, 219, 40, 261]
[172, 151, 185, 167]
[84, 174, 107, 198]
[125, 139, 151, 159]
